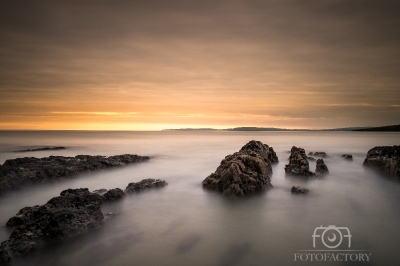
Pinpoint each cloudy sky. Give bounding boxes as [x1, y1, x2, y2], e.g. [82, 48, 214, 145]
[1, 0, 399, 130]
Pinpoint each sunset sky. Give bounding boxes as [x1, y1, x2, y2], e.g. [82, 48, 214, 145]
[1, 0, 399, 130]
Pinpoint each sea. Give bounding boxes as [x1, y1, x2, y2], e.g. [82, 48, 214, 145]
[0, 130, 399, 266]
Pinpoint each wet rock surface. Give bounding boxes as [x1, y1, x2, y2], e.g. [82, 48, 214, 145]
[0, 154, 150, 195]
[363, 146, 400, 178]
[202, 140, 278, 196]
[0, 248, 11, 265]
[285, 146, 315, 176]
[1, 188, 104, 257]
[125, 179, 168, 193]
[342, 154, 353, 160]
[309, 152, 327, 157]
[1, 179, 167, 260]
[315, 159, 329, 177]
[291, 186, 309, 193]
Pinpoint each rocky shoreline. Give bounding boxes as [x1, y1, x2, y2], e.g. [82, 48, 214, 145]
[0, 179, 167, 262]
[0, 154, 150, 195]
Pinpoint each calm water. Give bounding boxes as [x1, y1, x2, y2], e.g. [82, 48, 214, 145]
[0, 131, 399, 266]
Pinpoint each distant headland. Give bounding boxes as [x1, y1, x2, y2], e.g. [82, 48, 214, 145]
[163, 124, 400, 132]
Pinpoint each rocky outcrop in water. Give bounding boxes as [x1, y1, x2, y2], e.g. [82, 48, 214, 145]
[0, 154, 150, 195]
[125, 179, 168, 193]
[285, 146, 315, 176]
[363, 146, 400, 178]
[342, 154, 353, 160]
[1, 188, 104, 257]
[309, 152, 327, 157]
[202, 140, 278, 196]
[1, 179, 167, 260]
[315, 159, 329, 176]
[291, 186, 309, 193]
[14, 147, 66, 153]
[0, 248, 11, 265]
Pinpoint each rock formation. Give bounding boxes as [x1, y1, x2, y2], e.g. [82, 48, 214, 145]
[342, 154, 353, 160]
[202, 140, 278, 196]
[1, 188, 104, 257]
[285, 146, 315, 176]
[1, 179, 167, 260]
[125, 179, 168, 193]
[291, 186, 309, 193]
[363, 146, 400, 178]
[0, 154, 150, 195]
[0, 248, 11, 265]
[315, 159, 329, 176]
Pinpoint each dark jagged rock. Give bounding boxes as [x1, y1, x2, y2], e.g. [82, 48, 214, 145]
[307, 156, 316, 161]
[291, 186, 309, 194]
[0, 154, 150, 195]
[1, 189, 104, 257]
[363, 146, 400, 179]
[0, 248, 11, 265]
[315, 159, 329, 176]
[125, 179, 168, 193]
[285, 146, 315, 176]
[14, 147, 66, 153]
[103, 188, 126, 201]
[342, 154, 353, 160]
[1, 179, 167, 260]
[202, 140, 278, 196]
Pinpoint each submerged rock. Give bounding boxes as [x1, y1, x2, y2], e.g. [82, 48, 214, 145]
[1, 179, 167, 260]
[313, 152, 327, 157]
[125, 179, 168, 193]
[285, 146, 315, 176]
[363, 146, 400, 179]
[307, 156, 316, 161]
[0, 154, 150, 195]
[291, 186, 309, 194]
[202, 140, 278, 196]
[342, 154, 353, 160]
[315, 159, 329, 177]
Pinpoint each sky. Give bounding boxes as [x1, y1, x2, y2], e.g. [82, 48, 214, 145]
[0, 0, 399, 130]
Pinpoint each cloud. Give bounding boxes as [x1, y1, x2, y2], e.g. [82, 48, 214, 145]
[0, 0, 399, 129]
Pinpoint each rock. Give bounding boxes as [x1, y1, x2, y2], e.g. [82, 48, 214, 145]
[202, 140, 278, 196]
[14, 147, 66, 153]
[0, 248, 11, 265]
[315, 159, 329, 176]
[1, 179, 167, 260]
[93, 188, 108, 195]
[125, 179, 168, 193]
[363, 146, 400, 178]
[291, 186, 309, 193]
[0, 154, 150, 195]
[1, 188, 104, 257]
[342, 154, 353, 160]
[308, 152, 314, 155]
[285, 146, 315, 176]
[307, 156, 316, 161]
[314, 152, 327, 157]
[103, 188, 126, 201]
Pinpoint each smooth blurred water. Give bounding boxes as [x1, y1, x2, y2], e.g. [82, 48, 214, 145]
[0, 131, 399, 266]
